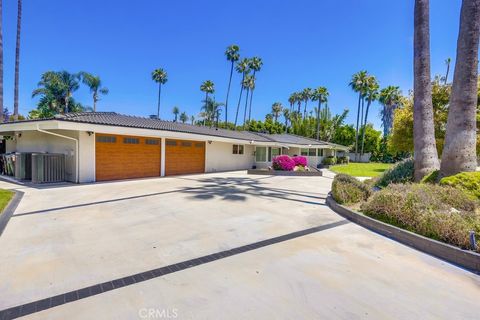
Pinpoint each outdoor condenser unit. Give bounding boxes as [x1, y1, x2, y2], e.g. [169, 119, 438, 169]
[31, 153, 66, 183]
[14, 152, 32, 180]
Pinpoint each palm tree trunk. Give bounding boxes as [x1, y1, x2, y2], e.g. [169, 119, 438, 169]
[13, 0, 21, 120]
[157, 84, 162, 119]
[243, 88, 250, 130]
[303, 101, 308, 118]
[440, 0, 480, 176]
[360, 98, 372, 156]
[93, 96, 97, 112]
[354, 93, 362, 162]
[0, 0, 4, 122]
[248, 88, 254, 122]
[297, 102, 301, 114]
[413, 0, 440, 181]
[225, 61, 234, 124]
[234, 74, 245, 128]
[316, 100, 321, 140]
[444, 61, 450, 85]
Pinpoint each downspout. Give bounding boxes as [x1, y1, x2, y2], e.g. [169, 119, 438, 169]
[36, 125, 79, 183]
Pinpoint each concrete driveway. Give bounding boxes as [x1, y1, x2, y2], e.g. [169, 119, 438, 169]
[0, 171, 478, 319]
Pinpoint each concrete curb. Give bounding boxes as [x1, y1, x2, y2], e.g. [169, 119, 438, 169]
[0, 190, 24, 237]
[326, 194, 480, 274]
[247, 169, 323, 176]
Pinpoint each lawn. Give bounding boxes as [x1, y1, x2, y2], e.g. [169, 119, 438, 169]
[329, 162, 393, 177]
[0, 189, 13, 215]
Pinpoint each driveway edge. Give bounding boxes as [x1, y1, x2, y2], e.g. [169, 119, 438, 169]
[326, 194, 480, 274]
[0, 190, 24, 237]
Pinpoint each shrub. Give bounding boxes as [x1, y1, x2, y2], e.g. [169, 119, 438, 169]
[361, 183, 480, 250]
[323, 156, 337, 165]
[440, 172, 480, 200]
[375, 158, 414, 188]
[272, 155, 295, 171]
[292, 156, 307, 167]
[337, 156, 350, 164]
[331, 174, 371, 205]
[420, 170, 440, 184]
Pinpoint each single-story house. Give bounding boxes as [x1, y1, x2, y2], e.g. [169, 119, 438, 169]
[0, 112, 348, 183]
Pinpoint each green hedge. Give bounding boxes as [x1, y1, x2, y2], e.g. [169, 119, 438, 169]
[440, 172, 480, 200]
[375, 158, 414, 188]
[331, 174, 371, 205]
[323, 156, 337, 165]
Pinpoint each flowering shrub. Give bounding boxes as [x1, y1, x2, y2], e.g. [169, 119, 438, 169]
[292, 156, 307, 167]
[272, 155, 296, 171]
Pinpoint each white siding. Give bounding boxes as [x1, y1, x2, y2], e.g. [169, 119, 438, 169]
[205, 141, 254, 172]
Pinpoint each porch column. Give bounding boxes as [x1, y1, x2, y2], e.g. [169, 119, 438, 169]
[161, 138, 166, 176]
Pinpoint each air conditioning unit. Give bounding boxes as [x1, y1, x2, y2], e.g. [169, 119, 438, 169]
[14, 152, 32, 180]
[31, 153, 65, 183]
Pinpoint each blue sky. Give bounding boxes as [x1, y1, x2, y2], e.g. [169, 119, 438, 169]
[1, 0, 465, 129]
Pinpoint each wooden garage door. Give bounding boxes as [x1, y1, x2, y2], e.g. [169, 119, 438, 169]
[95, 134, 161, 181]
[165, 139, 205, 176]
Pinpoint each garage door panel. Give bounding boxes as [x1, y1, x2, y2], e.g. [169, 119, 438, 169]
[96, 134, 161, 181]
[165, 139, 205, 176]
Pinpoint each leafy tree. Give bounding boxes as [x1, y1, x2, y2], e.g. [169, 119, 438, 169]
[80, 72, 108, 112]
[316, 105, 348, 142]
[333, 124, 356, 148]
[271, 102, 283, 122]
[179, 111, 188, 123]
[152, 68, 168, 118]
[172, 106, 179, 122]
[234, 58, 250, 127]
[358, 124, 381, 154]
[224, 44, 240, 124]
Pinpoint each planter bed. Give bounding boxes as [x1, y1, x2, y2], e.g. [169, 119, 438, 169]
[247, 169, 323, 176]
[326, 194, 480, 274]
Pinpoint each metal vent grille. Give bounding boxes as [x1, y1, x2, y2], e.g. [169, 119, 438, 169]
[31, 153, 66, 183]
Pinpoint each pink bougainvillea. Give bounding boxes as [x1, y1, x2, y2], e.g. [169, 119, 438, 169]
[272, 155, 296, 171]
[292, 156, 308, 167]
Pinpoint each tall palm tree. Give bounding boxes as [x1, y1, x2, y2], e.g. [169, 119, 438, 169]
[242, 74, 254, 129]
[271, 102, 283, 122]
[288, 93, 296, 112]
[179, 112, 188, 123]
[247, 76, 256, 122]
[172, 106, 180, 122]
[360, 76, 379, 156]
[58, 71, 80, 113]
[234, 58, 250, 128]
[379, 86, 402, 137]
[301, 88, 312, 118]
[349, 70, 369, 161]
[201, 96, 224, 127]
[190, 115, 195, 125]
[295, 92, 302, 114]
[440, 0, 480, 177]
[152, 68, 168, 119]
[413, 0, 440, 181]
[247, 57, 263, 122]
[80, 72, 108, 112]
[13, 0, 21, 120]
[283, 108, 290, 132]
[0, 0, 4, 122]
[312, 86, 329, 140]
[224, 44, 240, 125]
[200, 80, 215, 117]
[444, 57, 451, 85]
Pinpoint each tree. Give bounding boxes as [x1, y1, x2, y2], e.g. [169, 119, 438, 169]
[316, 105, 348, 142]
[242, 74, 254, 129]
[224, 44, 240, 125]
[440, 0, 480, 177]
[179, 112, 188, 123]
[234, 58, 250, 128]
[172, 106, 180, 122]
[200, 80, 215, 118]
[0, 0, 3, 122]
[80, 72, 108, 112]
[349, 70, 369, 161]
[191, 115, 195, 125]
[413, 0, 440, 181]
[311, 86, 329, 140]
[444, 57, 451, 84]
[333, 124, 356, 148]
[358, 124, 381, 154]
[271, 102, 283, 122]
[247, 57, 263, 122]
[360, 76, 379, 156]
[200, 96, 224, 127]
[152, 68, 168, 119]
[301, 88, 312, 118]
[379, 86, 402, 137]
[288, 93, 296, 112]
[13, 0, 21, 120]
[283, 108, 290, 132]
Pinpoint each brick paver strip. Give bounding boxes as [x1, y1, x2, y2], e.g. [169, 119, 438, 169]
[0, 219, 348, 319]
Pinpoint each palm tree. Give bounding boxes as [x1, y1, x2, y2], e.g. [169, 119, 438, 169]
[271, 102, 283, 122]
[283, 108, 290, 132]
[301, 88, 312, 118]
[413, 0, 440, 181]
[152, 68, 168, 119]
[379, 86, 402, 137]
[190, 115, 195, 125]
[172, 106, 180, 121]
[288, 93, 296, 112]
[295, 92, 302, 114]
[224, 44, 240, 125]
[200, 80, 215, 116]
[234, 58, 250, 128]
[58, 71, 80, 113]
[349, 70, 369, 161]
[247, 76, 256, 122]
[360, 76, 379, 156]
[80, 72, 108, 112]
[312, 86, 329, 140]
[247, 57, 263, 122]
[201, 96, 224, 127]
[440, 0, 480, 177]
[242, 74, 254, 129]
[13, 0, 21, 120]
[179, 111, 188, 123]
[444, 57, 451, 85]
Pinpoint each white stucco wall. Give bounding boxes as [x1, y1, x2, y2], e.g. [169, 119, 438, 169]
[205, 141, 254, 172]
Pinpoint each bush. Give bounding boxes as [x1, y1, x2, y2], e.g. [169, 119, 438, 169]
[331, 174, 371, 205]
[420, 170, 440, 184]
[337, 156, 350, 164]
[361, 183, 480, 251]
[272, 155, 295, 171]
[323, 156, 337, 165]
[440, 172, 480, 200]
[375, 158, 414, 188]
[292, 156, 307, 167]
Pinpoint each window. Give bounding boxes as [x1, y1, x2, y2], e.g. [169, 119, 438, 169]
[300, 148, 308, 156]
[123, 137, 139, 144]
[181, 141, 192, 147]
[318, 149, 324, 157]
[308, 148, 316, 156]
[268, 147, 280, 161]
[96, 136, 116, 143]
[232, 144, 244, 155]
[255, 146, 267, 162]
[195, 142, 204, 148]
[166, 140, 177, 146]
[145, 139, 159, 145]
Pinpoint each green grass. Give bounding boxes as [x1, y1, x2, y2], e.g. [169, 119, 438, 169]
[330, 162, 393, 177]
[0, 189, 14, 215]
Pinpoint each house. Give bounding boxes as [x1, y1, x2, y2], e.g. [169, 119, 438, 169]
[0, 112, 348, 183]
